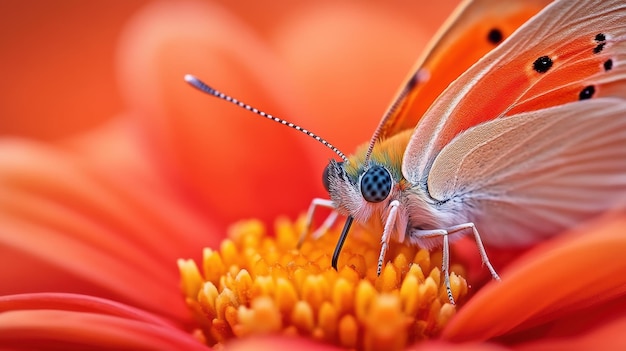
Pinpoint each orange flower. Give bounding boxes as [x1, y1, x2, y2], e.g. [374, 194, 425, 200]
[2, 1, 626, 350]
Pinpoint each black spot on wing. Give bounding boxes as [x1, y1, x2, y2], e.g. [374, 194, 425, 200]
[487, 28, 503, 45]
[593, 33, 607, 54]
[594, 42, 606, 54]
[533, 56, 553, 73]
[579, 85, 595, 100]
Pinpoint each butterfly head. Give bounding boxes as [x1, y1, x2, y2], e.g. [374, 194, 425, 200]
[323, 156, 399, 223]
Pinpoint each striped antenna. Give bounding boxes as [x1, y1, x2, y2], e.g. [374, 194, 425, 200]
[185, 74, 349, 163]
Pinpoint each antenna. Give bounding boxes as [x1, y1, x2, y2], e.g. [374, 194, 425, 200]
[185, 74, 349, 163]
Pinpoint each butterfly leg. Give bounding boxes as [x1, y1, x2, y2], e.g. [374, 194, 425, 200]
[298, 198, 336, 248]
[377, 200, 400, 276]
[408, 228, 455, 304]
[446, 223, 501, 282]
[311, 211, 339, 240]
[442, 231, 454, 304]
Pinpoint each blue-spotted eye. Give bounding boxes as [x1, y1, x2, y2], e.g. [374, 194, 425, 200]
[360, 166, 392, 203]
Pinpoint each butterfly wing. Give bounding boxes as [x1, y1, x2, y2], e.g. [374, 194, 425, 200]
[403, 0, 626, 182]
[376, 0, 553, 139]
[427, 98, 626, 246]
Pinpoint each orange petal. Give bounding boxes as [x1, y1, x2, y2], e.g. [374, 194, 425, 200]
[0, 293, 206, 350]
[409, 340, 510, 351]
[225, 336, 342, 351]
[0, 138, 218, 323]
[116, 0, 320, 228]
[225, 337, 509, 351]
[443, 213, 626, 342]
[514, 315, 626, 351]
[0, 293, 172, 326]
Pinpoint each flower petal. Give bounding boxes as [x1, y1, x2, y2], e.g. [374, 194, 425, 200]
[514, 315, 626, 351]
[0, 137, 218, 323]
[409, 340, 510, 351]
[225, 336, 344, 351]
[224, 336, 510, 351]
[0, 293, 206, 350]
[0, 293, 172, 326]
[443, 213, 626, 342]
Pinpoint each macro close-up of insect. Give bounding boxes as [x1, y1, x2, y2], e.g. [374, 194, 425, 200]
[1, 0, 625, 349]
[186, 0, 626, 305]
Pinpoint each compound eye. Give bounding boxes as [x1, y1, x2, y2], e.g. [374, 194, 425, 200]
[360, 166, 392, 203]
[322, 161, 342, 192]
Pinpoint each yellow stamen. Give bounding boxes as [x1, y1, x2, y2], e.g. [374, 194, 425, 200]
[178, 216, 469, 350]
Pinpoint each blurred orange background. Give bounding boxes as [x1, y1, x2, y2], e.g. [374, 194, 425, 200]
[0, 0, 459, 141]
[0, 0, 460, 228]
[0, 1, 146, 140]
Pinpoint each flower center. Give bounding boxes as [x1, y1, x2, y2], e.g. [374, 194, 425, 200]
[178, 217, 468, 350]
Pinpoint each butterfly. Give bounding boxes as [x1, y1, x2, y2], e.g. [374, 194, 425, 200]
[186, 0, 626, 304]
